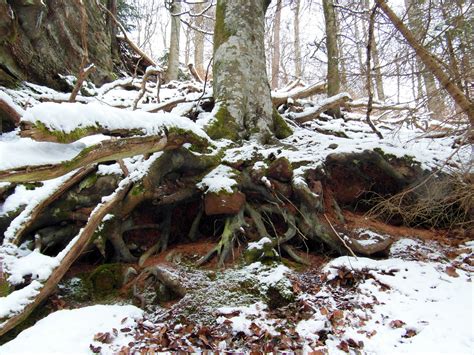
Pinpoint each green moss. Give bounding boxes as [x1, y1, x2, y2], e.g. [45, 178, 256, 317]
[34, 121, 99, 143]
[273, 108, 293, 139]
[214, 1, 234, 52]
[78, 173, 98, 192]
[167, 126, 210, 152]
[87, 263, 124, 299]
[206, 106, 240, 141]
[0, 278, 10, 297]
[131, 182, 145, 196]
[22, 182, 43, 190]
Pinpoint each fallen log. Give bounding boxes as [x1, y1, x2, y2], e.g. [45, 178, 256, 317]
[0, 135, 168, 183]
[0, 94, 24, 132]
[272, 81, 326, 107]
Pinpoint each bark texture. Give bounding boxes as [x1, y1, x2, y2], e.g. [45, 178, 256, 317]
[165, 1, 181, 82]
[0, 0, 118, 89]
[210, 0, 284, 142]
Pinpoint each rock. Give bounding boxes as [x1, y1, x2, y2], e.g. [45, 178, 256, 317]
[204, 191, 246, 215]
[269, 178, 293, 198]
[328, 143, 338, 149]
[267, 157, 293, 182]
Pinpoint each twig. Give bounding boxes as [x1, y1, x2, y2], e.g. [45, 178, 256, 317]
[323, 213, 357, 258]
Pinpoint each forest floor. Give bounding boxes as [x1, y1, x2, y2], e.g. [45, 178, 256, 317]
[0, 77, 472, 353]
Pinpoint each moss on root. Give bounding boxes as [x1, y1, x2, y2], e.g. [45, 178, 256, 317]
[206, 106, 240, 141]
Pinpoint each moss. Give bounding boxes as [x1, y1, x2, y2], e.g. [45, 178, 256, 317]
[78, 173, 98, 192]
[206, 106, 240, 141]
[22, 182, 43, 190]
[0, 278, 10, 297]
[87, 263, 125, 299]
[374, 147, 419, 167]
[213, 1, 234, 52]
[131, 182, 145, 196]
[34, 121, 99, 143]
[273, 108, 293, 139]
[167, 126, 210, 152]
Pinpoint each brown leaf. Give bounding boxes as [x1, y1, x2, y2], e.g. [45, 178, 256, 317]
[337, 340, 349, 353]
[403, 329, 417, 338]
[94, 332, 113, 344]
[445, 266, 459, 278]
[389, 320, 405, 329]
[120, 327, 131, 333]
[320, 307, 329, 316]
[89, 344, 102, 353]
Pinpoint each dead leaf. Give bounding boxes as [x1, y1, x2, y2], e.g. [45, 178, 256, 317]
[403, 329, 417, 338]
[445, 266, 459, 278]
[94, 332, 113, 344]
[389, 319, 405, 328]
[89, 344, 102, 353]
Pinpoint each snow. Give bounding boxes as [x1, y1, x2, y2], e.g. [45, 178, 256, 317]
[247, 237, 272, 250]
[295, 252, 474, 354]
[0, 305, 143, 355]
[4, 250, 59, 284]
[197, 164, 238, 193]
[0, 281, 42, 320]
[22, 102, 209, 140]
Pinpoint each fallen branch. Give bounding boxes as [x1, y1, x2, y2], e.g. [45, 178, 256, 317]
[347, 100, 413, 111]
[132, 67, 162, 110]
[11, 166, 96, 246]
[187, 63, 203, 84]
[272, 81, 326, 107]
[288, 93, 352, 124]
[0, 180, 132, 337]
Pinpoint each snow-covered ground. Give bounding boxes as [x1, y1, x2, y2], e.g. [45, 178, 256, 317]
[0, 78, 472, 353]
[0, 239, 472, 353]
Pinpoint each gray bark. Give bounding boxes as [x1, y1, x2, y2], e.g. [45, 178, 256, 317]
[322, 0, 341, 117]
[271, 0, 282, 89]
[193, 3, 205, 77]
[293, 0, 302, 79]
[165, 1, 181, 82]
[211, 0, 277, 142]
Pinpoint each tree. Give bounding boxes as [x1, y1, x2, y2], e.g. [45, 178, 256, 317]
[165, 0, 181, 82]
[375, 0, 474, 126]
[208, 0, 292, 142]
[322, 0, 342, 117]
[271, 0, 283, 89]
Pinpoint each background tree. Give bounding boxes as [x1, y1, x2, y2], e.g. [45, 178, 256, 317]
[165, 0, 181, 82]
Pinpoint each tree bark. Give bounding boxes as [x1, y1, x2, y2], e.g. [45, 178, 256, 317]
[165, 1, 181, 82]
[210, 0, 291, 142]
[322, 0, 341, 117]
[271, 0, 282, 90]
[193, 3, 205, 78]
[293, 0, 302, 79]
[377, 0, 473, 125]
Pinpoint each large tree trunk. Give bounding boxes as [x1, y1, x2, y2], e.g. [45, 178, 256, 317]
[209, 0, 291, 142]
[165, 1, 181, 82]
[271, 0, 282, 90]
[322, 0, 341, 118]
[377, 0, 473, 125]
[0, 0, 119, 89]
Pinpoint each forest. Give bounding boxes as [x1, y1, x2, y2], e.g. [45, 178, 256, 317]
[0, 0, 472, 353]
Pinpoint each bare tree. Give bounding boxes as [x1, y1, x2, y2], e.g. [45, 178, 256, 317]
[165, 0, 181, 82]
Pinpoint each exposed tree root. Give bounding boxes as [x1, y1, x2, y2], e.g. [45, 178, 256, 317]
[0, 180, 133, 337]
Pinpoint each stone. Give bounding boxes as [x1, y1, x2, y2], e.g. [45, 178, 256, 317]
[267, 157, 293, 182]
[204, 191, 246, 215]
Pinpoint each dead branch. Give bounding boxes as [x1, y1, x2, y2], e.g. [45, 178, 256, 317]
[0, 135, 168, 183]
[347, 101, 413, 111]
[132, 67, 162, 110]
[0, 180, 132, 337]
[187, 63, 203, 83]
[289, 93, 352, 124]
[272, 81, 326, 107]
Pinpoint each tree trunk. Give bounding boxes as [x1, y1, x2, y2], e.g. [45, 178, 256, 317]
[271, 0, 282, 90]
[403, 0, 447, 115]
[293, 0, 302, 79]
[210, 0, 291, 142]
[165, 1, 181, 82]
[377, 0, 473, 125]
[322, 0, 341, 117]
[193, 3, 205, 78]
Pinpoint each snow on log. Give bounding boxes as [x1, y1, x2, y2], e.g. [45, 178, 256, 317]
[348, 99, 413, 111]
[272, 81, 326, 107]
[20, 102, 209, 143]
[0, 92, 25, 131]
[288, 93, 352, 124]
